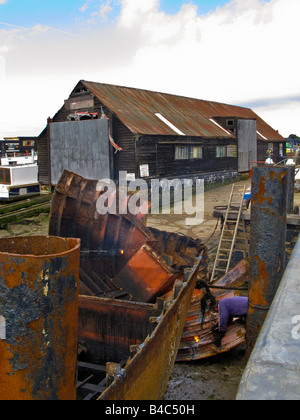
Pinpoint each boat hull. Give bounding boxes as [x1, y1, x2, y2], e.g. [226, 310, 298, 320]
[177, 259, 249, 362]
[79, 259, 201, 400]
[49, 170, 209, 399]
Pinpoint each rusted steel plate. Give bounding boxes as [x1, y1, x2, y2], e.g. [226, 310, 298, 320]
[114, 245, 180, 303]
[176, 259, 249, 362]
[49, 171, 209, 304]
[78, 296, 160, 365]
[49, 171, 155, 283]
[247, 167, 287, 359]
[0, 236, 80, 400]
[98, 258, 201, 400]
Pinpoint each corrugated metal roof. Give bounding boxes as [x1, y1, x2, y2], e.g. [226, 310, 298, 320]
[82, 80, 284, 141]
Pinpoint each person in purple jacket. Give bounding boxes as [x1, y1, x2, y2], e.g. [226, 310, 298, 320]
[212, 296, 248, 348]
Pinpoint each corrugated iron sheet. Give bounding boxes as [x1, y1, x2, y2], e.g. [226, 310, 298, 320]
[82, 80, 284, 141]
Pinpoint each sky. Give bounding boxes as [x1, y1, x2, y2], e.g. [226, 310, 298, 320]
[0, 0, 299, 139]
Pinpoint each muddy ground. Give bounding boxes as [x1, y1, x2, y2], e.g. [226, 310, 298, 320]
[164, 345, 246, 401]
[1, 179, 298, 400]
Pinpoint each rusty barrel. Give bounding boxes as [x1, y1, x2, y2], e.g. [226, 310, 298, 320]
[0, 236, 80, 400]
[246, 166, 287, 359]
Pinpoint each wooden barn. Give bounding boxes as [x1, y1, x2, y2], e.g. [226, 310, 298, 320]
[37, 80, 286, 186]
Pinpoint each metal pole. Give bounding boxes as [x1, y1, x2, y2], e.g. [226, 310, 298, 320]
[246, 166, 287, 360]
[0, 236, 80, 400]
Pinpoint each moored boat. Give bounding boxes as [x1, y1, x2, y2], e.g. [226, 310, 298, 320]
[177, 259, 248, 361]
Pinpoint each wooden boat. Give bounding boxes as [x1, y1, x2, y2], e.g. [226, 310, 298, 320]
[49, 170, 209, 400]
[177, 259, 248, 361]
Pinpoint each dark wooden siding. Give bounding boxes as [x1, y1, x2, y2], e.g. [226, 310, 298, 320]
[112, 117, 136, 179]
[39, 81, 285, 185]
[136, 135, 238, 178]
[257, 140, 286, 164]
[37, 127, 50, 185]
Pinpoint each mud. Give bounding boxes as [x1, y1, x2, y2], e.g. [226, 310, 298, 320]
[165, 345, 246, 401]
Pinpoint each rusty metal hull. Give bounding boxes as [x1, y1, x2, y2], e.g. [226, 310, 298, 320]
[0, 236, 80, 401]
[49, 170, 209, 303]
[177, 259, 249, 362]
[97, 259, 201, 400]
[49, 170, 211, 399]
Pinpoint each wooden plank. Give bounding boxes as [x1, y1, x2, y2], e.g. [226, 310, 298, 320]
[77, 361, 106, 372]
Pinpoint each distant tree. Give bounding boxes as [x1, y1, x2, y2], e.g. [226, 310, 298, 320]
[288, 134, 300, 140]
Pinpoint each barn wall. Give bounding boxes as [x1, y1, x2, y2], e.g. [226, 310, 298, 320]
[136, 135, 238, 179]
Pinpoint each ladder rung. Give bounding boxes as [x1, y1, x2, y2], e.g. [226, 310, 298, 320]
[211, 184, 246, 282]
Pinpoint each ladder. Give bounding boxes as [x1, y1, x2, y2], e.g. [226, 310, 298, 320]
[210, 184, 247, 282]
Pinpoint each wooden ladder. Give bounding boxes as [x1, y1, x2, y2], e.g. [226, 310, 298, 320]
[210, 184, 247, 282]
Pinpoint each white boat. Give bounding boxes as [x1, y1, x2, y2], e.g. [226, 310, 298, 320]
[0, 151, 40, 200]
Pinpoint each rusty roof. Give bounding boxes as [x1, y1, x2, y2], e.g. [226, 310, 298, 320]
[81, 80, 284, 141]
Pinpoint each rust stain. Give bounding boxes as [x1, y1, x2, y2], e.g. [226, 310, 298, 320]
[0, 236, 80, 401]
[256, 176, 266, 205]
[248, 255, 269, 307]
[254, 176, 274, 206]
[270, 170, 287, 183]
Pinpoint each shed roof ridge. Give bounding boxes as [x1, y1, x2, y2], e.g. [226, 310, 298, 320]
[81, 79, 251, 111]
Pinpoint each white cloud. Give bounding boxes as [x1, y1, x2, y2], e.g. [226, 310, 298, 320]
[80, 1, 92, 13]
[0, 55, 5, 80]
[111, 0, 300, 136]
[0, 0, 300, 137]
[91, 0, 113, 22]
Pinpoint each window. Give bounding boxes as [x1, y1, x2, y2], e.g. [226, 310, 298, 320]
[216, 146, 227, 158]
[22, 140, 35, 147]
[0, 169, 11, 185]
[227, 144, 237, 157]
[227, 120, 234, 127]
[175, 146, 189, 160]
[175, 146, 203, 160]
[190, 146, 203, 159]
[279, 143, 284, 157]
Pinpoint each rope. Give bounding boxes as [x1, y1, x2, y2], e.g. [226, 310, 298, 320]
[202, 217, 220, 245]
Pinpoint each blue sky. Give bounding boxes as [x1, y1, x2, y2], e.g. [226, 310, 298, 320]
[0, 0, 299, 137]
[0, 0, 230, 28]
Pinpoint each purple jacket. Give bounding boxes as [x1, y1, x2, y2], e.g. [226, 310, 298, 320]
[218, 297, 248, 333]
